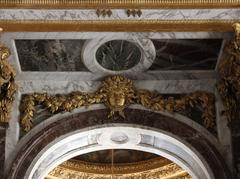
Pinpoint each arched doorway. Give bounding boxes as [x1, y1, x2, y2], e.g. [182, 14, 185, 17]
[6, 109, 231, 179]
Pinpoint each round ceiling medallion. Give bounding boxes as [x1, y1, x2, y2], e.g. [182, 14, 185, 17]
[110, 132, 129, 144]
[96, 40, 141, 71]
[97, 127, 141, 147]
[82, 37, 156, 74]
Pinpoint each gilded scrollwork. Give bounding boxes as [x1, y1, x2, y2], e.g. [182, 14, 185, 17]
[0, 45, 17, 123]
[217, 23, 240, 123]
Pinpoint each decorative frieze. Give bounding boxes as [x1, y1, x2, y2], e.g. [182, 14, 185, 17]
[20, 76, 215, 132]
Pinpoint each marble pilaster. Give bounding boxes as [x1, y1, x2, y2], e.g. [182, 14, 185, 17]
[0, 124, 6, 178]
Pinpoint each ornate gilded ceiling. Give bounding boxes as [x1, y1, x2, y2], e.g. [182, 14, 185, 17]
[0, 1, 239, 179]
[45, 149, 191, 179]
[46, 157, 191, 179]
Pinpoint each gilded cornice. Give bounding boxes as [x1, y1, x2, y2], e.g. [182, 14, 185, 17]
[0, 0, 239, 9]
[0, 20, 236, 32]
[46, 159, 192, 179]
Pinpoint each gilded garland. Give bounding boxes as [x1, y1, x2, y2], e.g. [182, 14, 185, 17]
[0, 45, 17, 123]
[217, 23, 240, 124]
[20, 76, 215, 132]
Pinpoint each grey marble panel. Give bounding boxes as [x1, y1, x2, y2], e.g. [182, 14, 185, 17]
[15, 71, 217, 82]
[15, 39, 223, 72]
[0, 125, 6, 178]
[15, 40, 88, 72]
[2, 32, 231, 41]
[150, 39, 223, 70]
[16, 79, 216, 94]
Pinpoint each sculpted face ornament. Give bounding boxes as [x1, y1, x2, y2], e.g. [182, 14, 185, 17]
[99, 76, 135, 118]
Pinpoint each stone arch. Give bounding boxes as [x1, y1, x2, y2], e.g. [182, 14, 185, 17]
[6, 109, 231, 179]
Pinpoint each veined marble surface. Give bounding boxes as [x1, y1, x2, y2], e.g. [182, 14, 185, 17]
[0, 32, 229, 75]
[15, 39, 222, 72]
[151, 39, 222, 70]
[0, 9, 239, 20]
[15, 40, 88, 72]
[1, 32, 232, 41]
[16, 79, 216, 94]
[16, 71, 217, 81]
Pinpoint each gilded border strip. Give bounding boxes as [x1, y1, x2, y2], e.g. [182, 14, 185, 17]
[62, 158, 171, 174]
[0, 0, 239, 9]
[0, 20, 236, 32]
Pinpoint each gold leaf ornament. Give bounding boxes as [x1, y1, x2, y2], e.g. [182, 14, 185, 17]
[217, 23, 240, 124]
[20, 76, 215, 132]
[0, 45, 17, 123]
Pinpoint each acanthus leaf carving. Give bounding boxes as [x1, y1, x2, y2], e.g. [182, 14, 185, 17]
[217, 23, 240, 124]
[0, 44, 17, 123]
